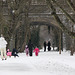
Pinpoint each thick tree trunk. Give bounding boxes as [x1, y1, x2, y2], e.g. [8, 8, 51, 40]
[9, 35, 15, 51]
[19, 0, 31, 52]
[20, 27, 29, 52]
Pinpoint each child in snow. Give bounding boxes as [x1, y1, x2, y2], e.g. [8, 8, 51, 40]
[25, 45, 29, 56]
[7, 49, 12, 57]
[12, 48, 19, 57]
[33, 47, 40, 56]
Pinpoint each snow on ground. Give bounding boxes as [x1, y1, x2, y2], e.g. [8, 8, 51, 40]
[0, 48, 75, 75]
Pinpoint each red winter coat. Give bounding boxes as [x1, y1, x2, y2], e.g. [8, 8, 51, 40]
[33, 48, 40, 56]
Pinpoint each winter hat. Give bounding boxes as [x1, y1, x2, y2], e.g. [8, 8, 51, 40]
[26, 45, 28, 47]
[7, 49, 9, 51]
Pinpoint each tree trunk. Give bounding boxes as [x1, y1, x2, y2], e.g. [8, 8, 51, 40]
[9, 35, 15, 51]
[70, 39, 74, 56]
[61, 32, 63, 51]
[59, 30, 61, 54]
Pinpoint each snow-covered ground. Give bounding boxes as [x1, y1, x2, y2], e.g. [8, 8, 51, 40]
[0, 48, 75, 75]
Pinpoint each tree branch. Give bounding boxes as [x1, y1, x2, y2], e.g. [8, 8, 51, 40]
[67, 0, 75, 13]
[52, 0, 75, 24]
[46, 0, 75, 38]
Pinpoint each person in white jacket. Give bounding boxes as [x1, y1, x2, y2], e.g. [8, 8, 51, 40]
[0, 34, 7, 60]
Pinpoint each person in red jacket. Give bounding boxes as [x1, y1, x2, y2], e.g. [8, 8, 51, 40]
[33, 47, 40, 56]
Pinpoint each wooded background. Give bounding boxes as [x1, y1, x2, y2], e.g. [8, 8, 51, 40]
[0, 0, 75, 55]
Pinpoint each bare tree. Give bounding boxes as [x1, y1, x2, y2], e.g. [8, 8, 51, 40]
[46, 0, 75, 55]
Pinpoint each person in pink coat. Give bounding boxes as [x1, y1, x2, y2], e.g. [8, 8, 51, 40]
[7, 49, 12, 57]
[33, 47, 40, 56]
[25, 45, 29, 56]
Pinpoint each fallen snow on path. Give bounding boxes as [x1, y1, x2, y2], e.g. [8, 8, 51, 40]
[0, 50, 75, 75]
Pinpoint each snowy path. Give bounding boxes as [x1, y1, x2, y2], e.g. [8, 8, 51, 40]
[0, 51, 75, 75]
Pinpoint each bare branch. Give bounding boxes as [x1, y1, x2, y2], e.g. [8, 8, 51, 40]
[46, 0, 75, 38]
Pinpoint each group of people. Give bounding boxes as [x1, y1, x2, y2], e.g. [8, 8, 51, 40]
[0, 34, 19, 60]
[44, 41, 51, 52]
[7, 48, 19, 57]
[0, 34, 40, 60]
[0, 34, 51, 60]
[25, 39, 40, 56]
[25, 39, 51, 57]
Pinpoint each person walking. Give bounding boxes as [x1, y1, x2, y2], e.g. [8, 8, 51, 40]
[28, 39, 34, 56]
[0, 34, 7, 60]
[25, 45, 29, 56]
[48, 41, 51, 51]
[33, 47, 40, 56]
[44, 41, 46, 52]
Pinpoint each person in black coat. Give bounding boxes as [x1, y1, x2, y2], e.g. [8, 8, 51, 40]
[12, 48, 19, 57]
[44, 41, 46, 52]
[48, 41, 51, 51]
[28, 39, 34, 56]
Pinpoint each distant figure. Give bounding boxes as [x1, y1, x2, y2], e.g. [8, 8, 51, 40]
[28, 39, 34, 56]
[48, 41, 51, 51]
[25, 45, 29, 56]
[12, 48, 19, 57]
[7, 49, 12, 57]
[0, 34, 7, 60]
[44, 41, 46, 52]
[33, 47, 40, 56]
